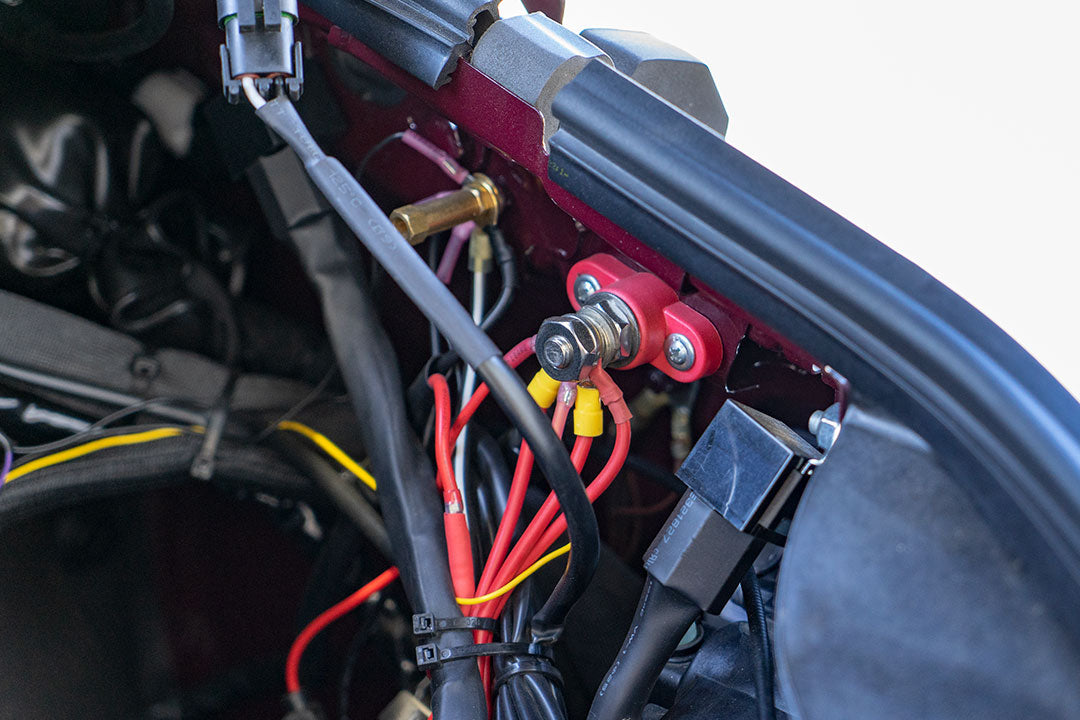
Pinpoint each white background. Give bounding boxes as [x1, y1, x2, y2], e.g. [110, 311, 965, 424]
[505, 1, 1080, 399]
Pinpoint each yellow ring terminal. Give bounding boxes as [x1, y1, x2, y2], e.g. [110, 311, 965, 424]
[527, 369, 561, 410]
[573, 386, 603, 437]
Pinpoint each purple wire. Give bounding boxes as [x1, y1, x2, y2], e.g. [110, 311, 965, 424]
[437, 221, 476, 285]
[0, 435, 11, 487]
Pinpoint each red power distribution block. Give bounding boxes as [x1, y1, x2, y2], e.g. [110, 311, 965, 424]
[565, 254, 723, 383]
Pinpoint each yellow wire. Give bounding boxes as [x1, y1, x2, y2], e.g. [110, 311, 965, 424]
[3, 420, 375, 495]
[456, 543, 571, 606]
[276, 421, 377, 491]
[4, 427, 186, 483]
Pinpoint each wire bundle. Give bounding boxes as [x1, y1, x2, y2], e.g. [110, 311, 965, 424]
[428, 349, 633, 702]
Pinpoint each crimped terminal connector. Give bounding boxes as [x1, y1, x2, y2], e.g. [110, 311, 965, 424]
[527, 369, 561, 410]
[218, 0, 304, 103]
[573, 386, 603, 437]
[590, 366, 632, 425]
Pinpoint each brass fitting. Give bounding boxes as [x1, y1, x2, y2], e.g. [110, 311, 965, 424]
[389, 174, 501, 245]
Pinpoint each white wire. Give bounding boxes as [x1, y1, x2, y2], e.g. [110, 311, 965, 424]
[453, 265, 487, 530]
[241, 77, 267, 109]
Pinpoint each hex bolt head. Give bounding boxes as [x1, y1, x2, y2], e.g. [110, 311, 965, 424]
[542, 335, 576, 370]
[573, 274, 601, 304]
[664, 334, 696, 371]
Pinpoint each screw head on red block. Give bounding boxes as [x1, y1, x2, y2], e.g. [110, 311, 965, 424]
[665, 333, 696, 371]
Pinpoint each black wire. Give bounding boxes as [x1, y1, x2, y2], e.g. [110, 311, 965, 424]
[480, 227, 517, 331]
[252, 365, 339, 443]
[741, 570, 777, 720]
[356, 131, 406, 182]
[257, 97, 598, 646]
[0, 362, 207, 426]
[428, 234, 446, 359]
[586, 578, 700, 720]
[10, 396, 203, 455]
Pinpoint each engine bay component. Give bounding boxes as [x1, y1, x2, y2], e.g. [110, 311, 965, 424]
[390, 173, 501, 245]
[537, 254, 723, 381]
[0, 4, 1078, 720]
[304, 0, 499, 88]
[593, 401, 818, 720]
[579, 28, 729, 136]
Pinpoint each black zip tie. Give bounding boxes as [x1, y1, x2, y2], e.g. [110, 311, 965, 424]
[191, 376, 234, 480]
[415, 641, 553, 670]
[492, 656, 564, 694]
[412, 612, 497, 635]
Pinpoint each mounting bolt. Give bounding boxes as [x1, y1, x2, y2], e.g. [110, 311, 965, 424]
[573, 274, 601, 304]
[542, 335, 576, 370]
[809, 402, 842, 450]
[664, 334, 695, 371]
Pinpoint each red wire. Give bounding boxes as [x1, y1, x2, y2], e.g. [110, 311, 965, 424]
[428, 373, 457, 493]
[429, 372, 476, 598]
[285, 566, 400, 694]
[570, 435, 593, 472]
[472, 400, 571, 608]
[478, 421, 631, 622]
[449, 336, 536, 445]
[473, 432, 591, 696]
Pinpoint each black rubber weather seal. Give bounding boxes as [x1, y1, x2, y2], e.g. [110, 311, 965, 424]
[547, 59, 1080, 634]
[303, 0, 498, 87]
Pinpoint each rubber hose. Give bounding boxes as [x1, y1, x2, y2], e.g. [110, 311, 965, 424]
[741, 570, 777, 720]
[587, 577, 700, 720]
[281, 201, 485, 717]
[256, 98, 599, 639]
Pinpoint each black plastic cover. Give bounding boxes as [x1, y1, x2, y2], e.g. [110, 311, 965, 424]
[676, 401, 820, 532]
[776, 406, 1080, 719]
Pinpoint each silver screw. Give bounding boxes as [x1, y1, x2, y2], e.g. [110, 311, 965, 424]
[573, 274, 601, 304]
[664, 334, 695, 371]
[543, 336, 575, 369]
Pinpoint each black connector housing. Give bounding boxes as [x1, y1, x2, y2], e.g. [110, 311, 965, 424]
[644, 491, 763, 614]
[218, 0, 304, 103]
[676, 400, 821, 532]
[644, 401, 820, 613]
